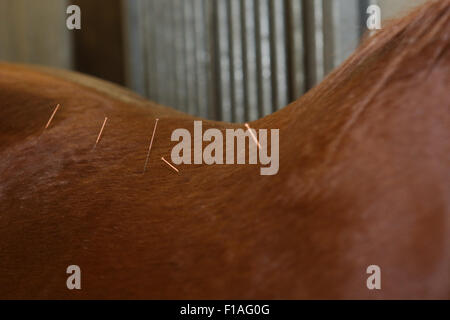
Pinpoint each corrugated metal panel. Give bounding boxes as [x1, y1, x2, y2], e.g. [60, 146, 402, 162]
[270, 0, 289, 111]
[164, 0, 176, 109]
[216, 0, 232, 121]
[183, 0, 198, 114]
[124, 0, 367, 121]
[303, 0, 324, 89]
[146, 0, 158, 100]
[229, 0, 245, 122]
[256, 0, 273, 117]
[323, 0, 360, 74]
[241, 0, 259, 121]
[205, 0, 219, 120]
[123, 0, 146, 95]
[0, 0, 72, 69]
[193, 0, 210, 118]
[286, 0, 306, 101]
[172, 0, 185, 111]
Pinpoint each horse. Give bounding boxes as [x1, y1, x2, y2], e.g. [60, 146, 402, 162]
[0, 0, 448, 299]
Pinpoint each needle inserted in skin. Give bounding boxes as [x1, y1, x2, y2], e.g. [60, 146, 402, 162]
[45, 104, 60, 130]
[143, 118, 159, 173]
[245, 123, 261, 150]
[161, 157, 179, 173]
[94, 117, 108, 149]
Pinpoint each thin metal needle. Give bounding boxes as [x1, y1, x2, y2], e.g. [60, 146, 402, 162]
[94, 117, 108, 149]
[143, 118, 159, 173]
[245, 123, 261, 150]
[45, 104, 60, 130]
[161, 157, 179, 173]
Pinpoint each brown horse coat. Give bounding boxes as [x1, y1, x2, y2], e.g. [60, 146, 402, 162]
[0, 0, 449, 299]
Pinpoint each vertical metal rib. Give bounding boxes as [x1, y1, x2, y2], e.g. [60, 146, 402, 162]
[323, 0, 360, 74]
[174, 0, 188, 112]
[303, 0, 324, 89]
[122, 0, 144, 95]
[229, 0, 245, 122]
[155, 0, 165, 105]
[183, 0, 198, 115]
[217, 0, 232, 121]
[270, 0, 289, 111]
[172, 0, 183, 111]
[256, 0, 273, 117]
[194, 0, 209, 118]
[0, 0, 9, 59]
[241, 0, 259, 121]
[206, 0, 220, 120]
[336, 0, 360, 67]
[286, 0, 306, 101]
[165, 0, 176, 108]
[155, 0, 165, 103]
[146, 0, 159, 100]
[322, 0, 335, 74]
[159, 1, 172, 106]
[139, 0, 149, 98]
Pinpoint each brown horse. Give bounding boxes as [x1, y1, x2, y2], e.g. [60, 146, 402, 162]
[0, 0, 449, 299]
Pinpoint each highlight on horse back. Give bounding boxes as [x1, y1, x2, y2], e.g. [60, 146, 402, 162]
[0, 0, 448, 309]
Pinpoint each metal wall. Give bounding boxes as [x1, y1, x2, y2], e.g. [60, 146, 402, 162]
[0, 0, 72, 69]
[123, 0, 370, 121]
[0, 0, 427, 121]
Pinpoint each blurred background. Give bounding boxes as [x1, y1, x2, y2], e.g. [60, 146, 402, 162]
[0, 0, 427, 121]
